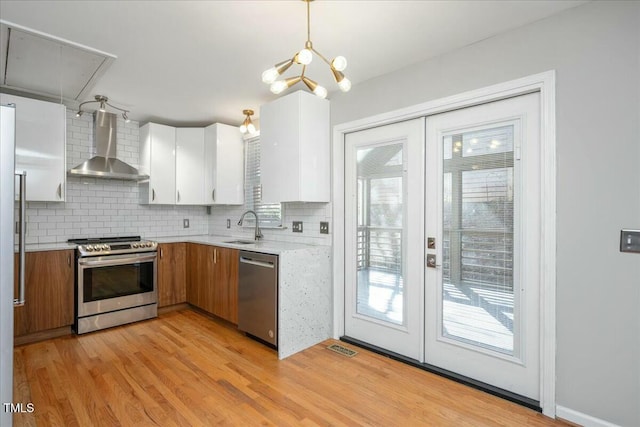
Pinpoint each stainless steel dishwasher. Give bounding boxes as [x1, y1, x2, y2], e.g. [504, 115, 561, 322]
[238, 251, 278, 347]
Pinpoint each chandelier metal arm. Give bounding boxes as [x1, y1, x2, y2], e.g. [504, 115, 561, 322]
[103, 101, 129, 114]
[310, 47, 331, 66]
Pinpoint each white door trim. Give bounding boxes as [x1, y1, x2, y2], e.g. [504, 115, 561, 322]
[332, 70, 556, 417]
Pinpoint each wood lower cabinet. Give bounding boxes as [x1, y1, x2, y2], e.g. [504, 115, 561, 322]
[14, 249, 74, 337]
[213, 246, 239, 324]
[186, 243, 239, 324]
[157, 243, 187, 307]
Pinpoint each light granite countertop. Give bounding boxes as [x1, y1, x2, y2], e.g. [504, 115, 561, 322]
[21, 234, 323, 255]
[155, 234, 322, 255]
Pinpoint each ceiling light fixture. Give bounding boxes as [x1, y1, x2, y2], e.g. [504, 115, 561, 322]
[262, 0, 350, 98]
[239, 109, 256, 134]
[75, 95, 131, 123]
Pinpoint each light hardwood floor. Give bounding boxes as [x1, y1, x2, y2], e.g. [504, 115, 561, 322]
[13, 309, 570, 426]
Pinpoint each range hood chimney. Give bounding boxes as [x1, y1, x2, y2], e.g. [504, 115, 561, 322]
[68, 111, 148, 180]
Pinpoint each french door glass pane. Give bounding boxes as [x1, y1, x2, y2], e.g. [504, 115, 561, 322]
[356, 143, 404, 325]
[442, 126, 515, 355]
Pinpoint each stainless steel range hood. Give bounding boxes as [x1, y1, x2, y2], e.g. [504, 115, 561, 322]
[68, 111, 148, 180]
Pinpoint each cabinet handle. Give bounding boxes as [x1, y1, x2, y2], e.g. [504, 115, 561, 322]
[152, 189, 156, 202]
[213, 248, 217, 264]
[67, 254, 71, 267]
[177, 191, 181, 203]
[57, 183, 62, 200]
[160, 248, 163, 259]
[212, 189, 215, 202]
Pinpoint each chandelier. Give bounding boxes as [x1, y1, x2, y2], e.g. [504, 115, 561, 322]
[261, 0, 351, 98]
[75, 95, 131, 123]
[239, 109, 256, 134]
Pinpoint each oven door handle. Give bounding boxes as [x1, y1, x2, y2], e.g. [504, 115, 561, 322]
[78, 253, 157, 267]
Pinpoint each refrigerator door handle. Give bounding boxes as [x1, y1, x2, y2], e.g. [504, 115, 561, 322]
[14, 171, 26, 306]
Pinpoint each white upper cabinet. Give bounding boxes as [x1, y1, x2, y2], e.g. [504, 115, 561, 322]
[1, 93, 66, 202]
[204, 123, 244, 205]
[139, 123, 176, 205]
[175, 128, 205, 205]
[260, 90, 330, 203]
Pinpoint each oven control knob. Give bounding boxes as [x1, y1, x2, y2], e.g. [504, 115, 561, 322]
[103, 245, 110, 251]
[85, 245, 93, 252]
[146, 242, 152, 247]
[132, 243, 139, 248]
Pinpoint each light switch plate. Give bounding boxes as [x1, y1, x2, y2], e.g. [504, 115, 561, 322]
[320, 222, 329, 234]
[226, 219, 230, 229]
[620, 229, 640, 253]
[183, 218, 190, 228]
[292, 221, 303, 233]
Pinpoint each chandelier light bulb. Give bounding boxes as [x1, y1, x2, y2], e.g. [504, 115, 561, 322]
[247, 123, 256, 134]
[331, 56, 348, 71]
[262, 67, 279, 84]
[338, 77, 352, 92]
[270, 80, 289, 94]
[313, 85, 328, 99]
[240, 124, 248, 134]
[296, 49, 313, 65]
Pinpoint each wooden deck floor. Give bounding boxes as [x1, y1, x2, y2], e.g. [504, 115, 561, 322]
[13, 309, 569, 426]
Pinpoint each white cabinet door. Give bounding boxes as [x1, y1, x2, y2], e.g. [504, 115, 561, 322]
[260, 90, 329, 203]
[1, 94, 66, 202]
[139, 123, 176, 204]
[204, 123, 244, 205]
[176, 128, 204, 205]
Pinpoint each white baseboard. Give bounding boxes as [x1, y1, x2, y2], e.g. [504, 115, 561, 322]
[556, 405, 621, 427]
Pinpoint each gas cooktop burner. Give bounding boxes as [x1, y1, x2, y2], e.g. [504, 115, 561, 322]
[68, 236, 157, 256]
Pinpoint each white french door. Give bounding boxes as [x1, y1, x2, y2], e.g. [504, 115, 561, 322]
[344, 119, 424, 360]
[425, 93, 541, 400]
[344, 93, 541, 401]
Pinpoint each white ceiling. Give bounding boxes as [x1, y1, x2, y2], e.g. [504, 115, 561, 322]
[0, 0, 586, 127]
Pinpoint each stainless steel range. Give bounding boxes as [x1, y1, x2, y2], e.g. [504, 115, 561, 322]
[68, 236, 158, 334]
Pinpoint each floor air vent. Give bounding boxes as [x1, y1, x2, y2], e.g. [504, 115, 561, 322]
[327, 343, 358, 357]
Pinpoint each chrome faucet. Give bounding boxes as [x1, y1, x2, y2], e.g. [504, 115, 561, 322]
[237, 210, 263, 240]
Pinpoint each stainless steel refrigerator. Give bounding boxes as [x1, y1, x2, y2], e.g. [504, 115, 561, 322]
[1, 103, 26, 426]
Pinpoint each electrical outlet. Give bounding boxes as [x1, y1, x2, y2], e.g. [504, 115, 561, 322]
[226, 219, 231, 229]
[320, 221, 329, 234]
[183, 218, 190, 228]
[292, 221, 303, 233]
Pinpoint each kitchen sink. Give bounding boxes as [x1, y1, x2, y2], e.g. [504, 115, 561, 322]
[224, 240, 255, 245]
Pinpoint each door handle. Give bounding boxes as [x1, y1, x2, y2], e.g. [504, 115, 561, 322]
[14, 171, 26, 306]
[152, 188, 156, 202]
[57, 183, 63, 200]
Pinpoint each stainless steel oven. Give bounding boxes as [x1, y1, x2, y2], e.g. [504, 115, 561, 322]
[70, 236, 158, 334]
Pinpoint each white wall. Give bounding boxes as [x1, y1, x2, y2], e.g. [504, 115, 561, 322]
[330, 2, 640, 426]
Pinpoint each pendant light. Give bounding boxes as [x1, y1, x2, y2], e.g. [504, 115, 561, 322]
[261, 0, 351, 98]
[239, 109, 256, 134]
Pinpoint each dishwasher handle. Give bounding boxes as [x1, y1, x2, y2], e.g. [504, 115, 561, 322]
[240, 256, 275, 269]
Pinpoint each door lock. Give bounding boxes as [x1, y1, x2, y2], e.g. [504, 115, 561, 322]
[427, 237, 436, 249]
[426, 254, 437, 268]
